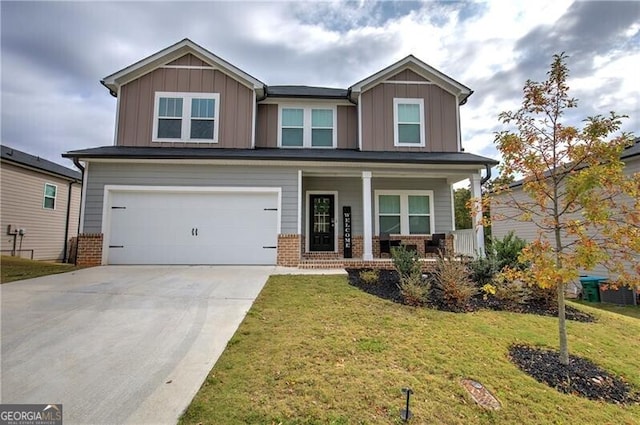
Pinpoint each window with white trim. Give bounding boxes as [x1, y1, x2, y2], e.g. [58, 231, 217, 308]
[43, 183, 57, 210]
[153, 92, 220, 142]
[375, 190, 434, 235]
[278, 105, 336, 148]
[393, 98, 425, 147]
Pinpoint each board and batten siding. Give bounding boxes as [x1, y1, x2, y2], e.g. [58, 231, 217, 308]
[1, 162, 81, 260]
[360, 83, 458, 152]
[372, 177, 454, 233]
[82, 163, 299, 234]
[117, 56, 254, 149]
[255, 104, 357, 149]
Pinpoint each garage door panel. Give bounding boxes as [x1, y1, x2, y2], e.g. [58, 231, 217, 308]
[107, 190, 279, 265]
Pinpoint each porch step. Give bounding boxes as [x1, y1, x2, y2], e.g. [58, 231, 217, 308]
[301, 252, 342, 260]
[298, 260, 345, 269]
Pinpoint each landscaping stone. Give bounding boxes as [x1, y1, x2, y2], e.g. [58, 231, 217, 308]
[461, 379, 501, 410]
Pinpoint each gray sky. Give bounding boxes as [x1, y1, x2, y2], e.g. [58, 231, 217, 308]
[1, 1, 639, 172]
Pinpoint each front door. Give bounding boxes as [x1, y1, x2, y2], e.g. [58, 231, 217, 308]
[309, 194, 335, 251]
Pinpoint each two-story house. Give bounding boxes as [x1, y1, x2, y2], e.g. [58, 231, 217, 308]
[64, 39, 497, 267]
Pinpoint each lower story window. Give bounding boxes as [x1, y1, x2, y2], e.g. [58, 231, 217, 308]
[375, 190, 434, 235]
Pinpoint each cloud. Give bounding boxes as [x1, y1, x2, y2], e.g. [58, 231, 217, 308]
[1, 0, 638, 169]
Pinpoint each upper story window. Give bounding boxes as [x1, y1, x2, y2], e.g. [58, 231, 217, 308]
[393, 98, 425, 147]
[375, 190, 434, 235]
[278, 105, 336, 148]
[43, 183, 57, 210]
[153, 92, 220, 143]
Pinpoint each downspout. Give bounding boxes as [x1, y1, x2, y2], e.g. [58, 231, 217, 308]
[480, 163, 492, 186]
[73, 158, 85, 258]
[62, 180, 77, 263]
[256, 84, 268, 102]
[346, 88, 357, 105]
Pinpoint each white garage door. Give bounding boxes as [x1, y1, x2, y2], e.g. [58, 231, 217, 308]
[106, 189, 279, 265]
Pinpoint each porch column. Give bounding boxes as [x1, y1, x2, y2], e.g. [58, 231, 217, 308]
[470, 173, 485, 256]
[362, 171, 373, 260]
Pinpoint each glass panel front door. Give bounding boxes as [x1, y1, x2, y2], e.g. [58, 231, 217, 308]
[309, 194, 335, 251]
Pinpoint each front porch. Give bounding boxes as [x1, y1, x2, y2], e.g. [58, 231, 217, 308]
[276, 166, 486, 269]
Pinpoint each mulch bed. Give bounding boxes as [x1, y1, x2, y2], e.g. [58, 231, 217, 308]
[509, 344, 640, 404]
[345, 268, 595, 322]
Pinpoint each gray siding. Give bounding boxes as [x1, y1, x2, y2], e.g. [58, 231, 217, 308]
[372, 177, 453, 233]
[491, 156, 639, 279]
[1, 162, 81, 260]
[303, 177, 362, 236]
[83, 163, 299, 234]
[302, 175, 452, 237]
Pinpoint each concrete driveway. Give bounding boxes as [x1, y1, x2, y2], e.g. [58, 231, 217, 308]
[1, 266, 273, 424]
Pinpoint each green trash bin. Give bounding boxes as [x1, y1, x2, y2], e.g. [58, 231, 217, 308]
[579, 276, 607, 302]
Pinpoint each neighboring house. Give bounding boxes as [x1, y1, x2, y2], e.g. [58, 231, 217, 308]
[491, 137, 640, 279]
[64, 39, 497, 267]
[1, 145, 82, 261]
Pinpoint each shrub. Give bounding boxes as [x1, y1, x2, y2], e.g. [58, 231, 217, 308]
[492, 231, 528, 271]
[358, 269, 380, 285]
[391, 245, 421, 280]
[399, 274, 430, 306]
[391, 245, 429, 306]
[480, 283, 497, 300]
[469, 256, 499, 286]
[431, 256, 477, 311]
[492, 273, 530, 309]
[527, 284, 557, 309]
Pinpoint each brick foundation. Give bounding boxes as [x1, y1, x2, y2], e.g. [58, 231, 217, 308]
[76, 233, 103, 266]
[277, 234, 301, 266]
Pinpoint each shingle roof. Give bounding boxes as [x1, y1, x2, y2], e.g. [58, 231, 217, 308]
[621, 137, 640, 160]
[2, 145, 81, 181]
[266, 86, 350, 99]
[63, 146, 498, 166]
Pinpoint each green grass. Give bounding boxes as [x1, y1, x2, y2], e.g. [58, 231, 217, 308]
[573, 299, 640, 320]
[181, 275, 640, 425]
[1, 255, 81, 283]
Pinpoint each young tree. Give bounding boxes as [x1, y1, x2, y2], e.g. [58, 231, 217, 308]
[491, 53, 638, 365]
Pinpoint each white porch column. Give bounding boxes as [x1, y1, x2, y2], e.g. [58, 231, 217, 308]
[362, 171, 373, 260]
[470, 173, 485, 256]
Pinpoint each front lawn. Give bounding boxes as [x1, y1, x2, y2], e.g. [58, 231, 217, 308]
[1, 255, 80, 283]
[181, 275, 640, 425]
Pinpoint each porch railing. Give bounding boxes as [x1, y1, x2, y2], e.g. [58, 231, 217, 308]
[452, 229, 477, 258]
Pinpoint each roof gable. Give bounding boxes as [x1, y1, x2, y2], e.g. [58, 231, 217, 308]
[349, 55, 473, 105]
[101, 39, 265, 96]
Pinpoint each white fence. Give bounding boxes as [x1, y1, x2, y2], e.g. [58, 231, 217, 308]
[452, 229, 477, 258]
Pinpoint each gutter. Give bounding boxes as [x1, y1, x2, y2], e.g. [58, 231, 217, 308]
[100, 80, 118, 97]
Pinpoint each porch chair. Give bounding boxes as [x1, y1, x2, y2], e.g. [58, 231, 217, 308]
[424, 233, 446, 256]
[379, 233, 401, 256]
